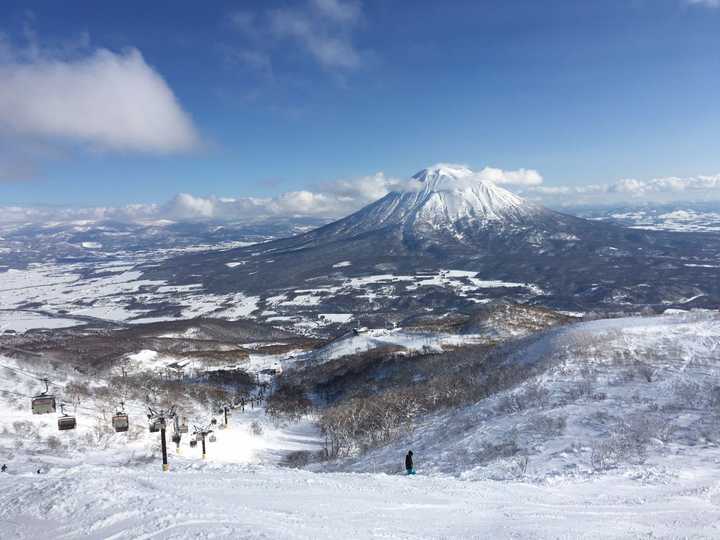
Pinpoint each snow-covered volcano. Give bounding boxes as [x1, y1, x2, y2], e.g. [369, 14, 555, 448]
[145, 165, 720, 313]
[407, 163, 535, 222]
[305, 164, 543, 243]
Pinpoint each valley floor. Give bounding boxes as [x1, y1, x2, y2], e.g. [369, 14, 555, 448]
[4, 455, 720, 539]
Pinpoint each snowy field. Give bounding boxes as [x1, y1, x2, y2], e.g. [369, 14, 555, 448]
[0, 259, 546, 334]
[4, 454, 720, 539]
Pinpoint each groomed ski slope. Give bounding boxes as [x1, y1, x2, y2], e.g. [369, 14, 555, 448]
[4, 456, 720, 539]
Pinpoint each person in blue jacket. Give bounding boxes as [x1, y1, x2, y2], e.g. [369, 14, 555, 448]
[405, 450, 415, 475]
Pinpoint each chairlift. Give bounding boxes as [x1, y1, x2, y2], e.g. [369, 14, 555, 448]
[112, 412, 129, 433]
[58, 415, 76, 431]
[57, 404, 76, 431]
[148, 418, 162, 433]
[31, 379, 56, 414]
[32, 394, 56, 415]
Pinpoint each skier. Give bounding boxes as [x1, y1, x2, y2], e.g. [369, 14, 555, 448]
[405, 450, 415, 475]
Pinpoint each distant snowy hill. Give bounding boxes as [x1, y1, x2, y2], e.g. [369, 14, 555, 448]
[325, 311, 720, 479]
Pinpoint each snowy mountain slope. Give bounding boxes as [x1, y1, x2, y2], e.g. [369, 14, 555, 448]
[328, 312, 720, 480]
[286, 164, 542, 242]
[145, 165, 720, 315]
[4, 314, 720, 538]
[5, 457, 720, 539]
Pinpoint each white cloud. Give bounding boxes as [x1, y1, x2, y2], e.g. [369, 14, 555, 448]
[0, 165, 543, 224]
[524, 173, 720, 206]
[156, 172, 401, 221]
[0, 45, 199, 154]
[311, 0, 362, 23]
[475, 166, 543, 186]
[7, 167, 718, 225]
[229, 0, 366, 71]
[686, 0, 720, 7]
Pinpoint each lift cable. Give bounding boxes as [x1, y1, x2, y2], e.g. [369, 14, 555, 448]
[0, 361, 65, 388]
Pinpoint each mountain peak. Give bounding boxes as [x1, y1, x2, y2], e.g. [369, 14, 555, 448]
[412, 163, 474, 183]
[402, 164, 532, 223]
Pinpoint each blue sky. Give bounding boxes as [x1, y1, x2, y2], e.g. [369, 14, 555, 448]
[0, 0, 719, 213]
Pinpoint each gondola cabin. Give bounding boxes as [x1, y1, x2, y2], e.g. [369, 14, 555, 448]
[112, 413, 129, 432]
[58, 415, 76, 431]
[32, 395, 56, 414]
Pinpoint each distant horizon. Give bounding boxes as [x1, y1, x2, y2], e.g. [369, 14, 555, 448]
[1, 162, 719, 226]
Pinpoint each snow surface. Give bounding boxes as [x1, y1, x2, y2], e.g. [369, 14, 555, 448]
[5, 447, 720, 538]
[296, 328, 485, 365]
[4, 314, 720, 537]
[0, 310, 84, 332]
[332, 312, 720, 481]
[406, 164, 534, 223]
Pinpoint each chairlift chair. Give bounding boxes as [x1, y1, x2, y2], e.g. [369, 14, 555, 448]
[32, 394, 56, 415]
[56, 403, 76, 431]
[190, 439, 197, 448]
[148, 418, 162, 433]
[209, 434, 217, 443]
[58, 415, 77, 431]
[211, 418, 217, 426]
[31, 379, 56, 414]
[112, 412, 129, 433]
[179, 416, 189, 433]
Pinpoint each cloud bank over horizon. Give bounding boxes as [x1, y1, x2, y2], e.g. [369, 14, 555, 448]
[523, 173, 720, 206]
[2, 166, 719, 225]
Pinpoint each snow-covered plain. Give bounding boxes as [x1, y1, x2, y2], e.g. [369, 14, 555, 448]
[0, 260, 544, 334]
